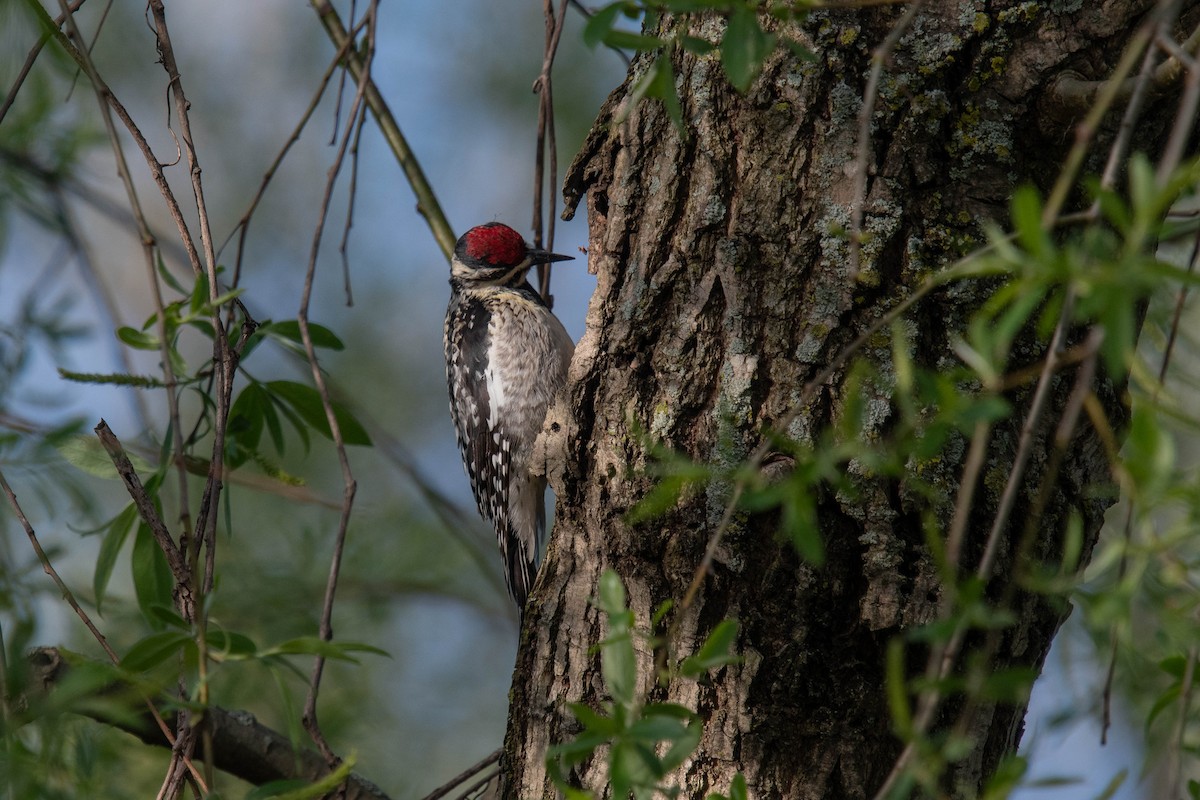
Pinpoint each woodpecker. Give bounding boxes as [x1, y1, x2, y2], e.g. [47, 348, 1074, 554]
[444, 222, 575, 612]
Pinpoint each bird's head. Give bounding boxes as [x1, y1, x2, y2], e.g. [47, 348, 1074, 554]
[451, 222, 573, 288]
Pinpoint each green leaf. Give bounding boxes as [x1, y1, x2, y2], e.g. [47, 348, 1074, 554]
[189, 271, 210, 316]
[263, 755, 356, 800]
[597, 571, 637, 707]
[721, 5, 776, 93]
[627, 450, 710, 523]
[93, 504, 138, 615]
[603, 30, 666, 51]
[116, 325, 160, 350]
[610, 739, 654, 799]
[886, 638, 913, 739]
[781, 489, 824, 565]
[567, 701, 621, 736]
[628, 715, 689, 743]
[261, 392, 286, 452]
[640, 701, 697, 720]
[269, 390, 312, 453]
[157, 251, 189, 295]
[1091, 183, 1131, 234]
[266, 381, 372, 446]
[132, 523, 176, 630]
[981, 754, 1027, 799]
[583, 2, 627, 48]
[209, 286, 245, 310]
[1160, 654, 1188, 678]
[658, 721, 702, 773]
[1127, 153, 1157, 229]
[680, 35, 717, 54]
[206, 628, 258, 658]
[263, 636, 389, 662]
[56, 434, 152, 478]
[1009, 185, 1050, 259]
[229, 381, 270, 460]
[978, 666, 1037, 703]
[729, 774, 748, 800]
[262, 320, 346, 351]
[648, 52, 685, 133]
[598, 569, 629, 618]
[1145, 683, 1181, 733]
[147, 605, 188, 631]
[1092, 770, 1127, 800]
[663, 0, 730, 9]
[680, 619, 740, 677]
[245, 781, 311, 800]
[121, 631, 193, 672]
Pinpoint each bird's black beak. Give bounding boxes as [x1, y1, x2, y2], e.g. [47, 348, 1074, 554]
[528, 247, 575, 265]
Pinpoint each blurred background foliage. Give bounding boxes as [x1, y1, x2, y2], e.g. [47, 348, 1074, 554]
[0, 1, 616, 796]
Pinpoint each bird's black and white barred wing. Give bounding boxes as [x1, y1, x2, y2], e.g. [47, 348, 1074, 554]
[444, 294, 538, 605]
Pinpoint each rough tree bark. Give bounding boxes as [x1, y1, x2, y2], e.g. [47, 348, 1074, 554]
[505, 2, 1198, 798]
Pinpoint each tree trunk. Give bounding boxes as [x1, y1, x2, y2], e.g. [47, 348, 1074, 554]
[505, 2, 1195, 797]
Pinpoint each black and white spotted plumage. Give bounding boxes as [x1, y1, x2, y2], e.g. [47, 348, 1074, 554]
[443, 223, 574, 611]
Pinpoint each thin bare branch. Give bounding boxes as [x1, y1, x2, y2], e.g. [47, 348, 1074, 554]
[298, 1, 377, 763]
[1042, 13, 1160, 223]
[1049, 17, 1200, 116]
[421, 749, 501, 800]
[221, 37, 357, 287]
[1, 469, 120, 661]
[47, 0, 198, 599]
[533, 0, 570, 304]
[94, 420, 193, 611]
[340, 100, 369, 306]
[1170, 646, 1198, 799]
[944, 420, 991, 571]
[567, 0, 631, 66]
[310, 0, 456, 259]
[0, 0, 87, 126]
[1154, 30, 1200, 184]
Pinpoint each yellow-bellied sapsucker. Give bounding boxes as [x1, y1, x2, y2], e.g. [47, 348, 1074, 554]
[444, 222, 574, 611]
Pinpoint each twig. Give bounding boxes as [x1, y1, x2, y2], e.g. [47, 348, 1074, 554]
[421, 749, 501, 800]
[23, 0, 205, 276]
[0, 0, 87, 126]
[94, 421, 195, 621]
[221, 34, 358, 287]
[1169, 646, 1198, 799]
[1097, 8, 1169, 193]
[310, 0, 456, 260]
[449, 766, 500, 800]
[29, 647, 391, 797]
[0, 473, 205, 790]
[339, 100, 369, 306]
[943, 420, 991, 571]
[1049, 17, 1200, 115]
[1154, 30, 1200, 184]
[1041, 14, 1157, 225]
[1, 469, 121, 661]
[299, 0, 376, 765]
[567, 0, 631, 66]
[47, 0, 198, 591]
[533, 0, 570, 304]
[848, 0, 923, 279]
